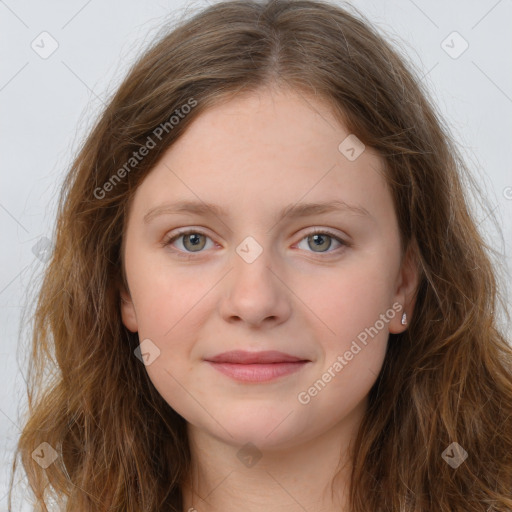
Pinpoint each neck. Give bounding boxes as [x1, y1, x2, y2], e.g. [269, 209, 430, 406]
[181, 400, 366, 512]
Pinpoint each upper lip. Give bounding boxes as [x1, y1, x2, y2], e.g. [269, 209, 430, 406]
[205, 350, 309, 364]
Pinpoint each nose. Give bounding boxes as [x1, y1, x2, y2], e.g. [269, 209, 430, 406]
[218, 244, 292, 328]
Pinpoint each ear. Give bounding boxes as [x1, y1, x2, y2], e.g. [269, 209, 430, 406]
[389, 238, 421, 334]
[120, 283, 138, 333]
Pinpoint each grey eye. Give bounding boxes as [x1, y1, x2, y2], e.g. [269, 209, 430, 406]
[165, 231, 214, 253]
[182, 233, 207, 252]
[308, 233, 332, 252]
[296, 232, 345, 253]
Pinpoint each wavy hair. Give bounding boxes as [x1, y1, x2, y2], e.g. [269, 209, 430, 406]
[8, 0, 512, 510]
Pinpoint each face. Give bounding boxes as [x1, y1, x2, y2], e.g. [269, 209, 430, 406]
[120, 86, 418, 451]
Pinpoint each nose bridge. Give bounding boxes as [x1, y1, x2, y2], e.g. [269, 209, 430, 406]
[231, 233, 276, 297]
[219, 233, 290, 325]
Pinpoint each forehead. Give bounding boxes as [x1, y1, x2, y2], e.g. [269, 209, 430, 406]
[129, 88, 392, 227]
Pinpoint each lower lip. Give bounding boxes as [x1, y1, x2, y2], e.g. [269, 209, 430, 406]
[206, 361, 309, 382]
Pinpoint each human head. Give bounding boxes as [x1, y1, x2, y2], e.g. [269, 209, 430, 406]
[118, 83, 419, 451]
[13, 1, 511, 510]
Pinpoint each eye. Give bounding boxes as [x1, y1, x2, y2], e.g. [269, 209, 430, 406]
[296, 229, 348, 254]
[162, 229, 215, 256]
[162, 228, 349, 258]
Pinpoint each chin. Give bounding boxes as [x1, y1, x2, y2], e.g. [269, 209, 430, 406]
[205, 407, 306, 452]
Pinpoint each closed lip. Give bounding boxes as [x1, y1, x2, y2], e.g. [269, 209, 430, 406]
[205, 350, 309, 364]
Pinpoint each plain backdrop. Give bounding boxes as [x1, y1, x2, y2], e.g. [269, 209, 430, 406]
[1, 0, 511, 509]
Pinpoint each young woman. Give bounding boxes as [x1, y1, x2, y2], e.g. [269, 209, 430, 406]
[9, 0, 512, 510]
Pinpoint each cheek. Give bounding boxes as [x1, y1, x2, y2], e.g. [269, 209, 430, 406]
[127, 266, 209, 417]
[293, 265, 392, 429]
[295, 257, 397, 351]
[127, 247, 208, 338]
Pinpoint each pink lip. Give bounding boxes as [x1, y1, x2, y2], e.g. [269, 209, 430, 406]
[205, 350, 310, 383]
[206, 350, 307, 364]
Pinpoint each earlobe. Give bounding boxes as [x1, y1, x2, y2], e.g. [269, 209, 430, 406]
[120, 285, 138, 333]
[389, 239, 421, 334]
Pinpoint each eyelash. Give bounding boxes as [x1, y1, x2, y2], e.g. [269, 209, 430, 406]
[161, 228, 350, 259]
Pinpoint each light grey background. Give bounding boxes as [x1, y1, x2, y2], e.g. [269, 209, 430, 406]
[1, 0, 511, 509]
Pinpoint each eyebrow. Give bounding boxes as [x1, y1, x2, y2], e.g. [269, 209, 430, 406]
[143, 199, 373, 225]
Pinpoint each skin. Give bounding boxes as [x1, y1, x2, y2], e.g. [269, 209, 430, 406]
[120, 85, 419, 512]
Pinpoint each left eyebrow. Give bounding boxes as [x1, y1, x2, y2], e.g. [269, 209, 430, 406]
[143, 199, 374, 225]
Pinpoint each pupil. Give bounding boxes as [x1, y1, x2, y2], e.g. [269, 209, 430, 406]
[311, 234, 330, 251]
[189, 234, 200, 245]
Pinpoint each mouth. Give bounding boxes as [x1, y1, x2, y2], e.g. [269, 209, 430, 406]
[204, 350, 311, 383]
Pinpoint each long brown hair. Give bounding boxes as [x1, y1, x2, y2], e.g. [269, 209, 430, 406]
[9, 0, 512, 510]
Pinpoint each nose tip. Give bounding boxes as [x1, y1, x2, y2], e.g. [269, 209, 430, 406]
[219, 248, 291, 328]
